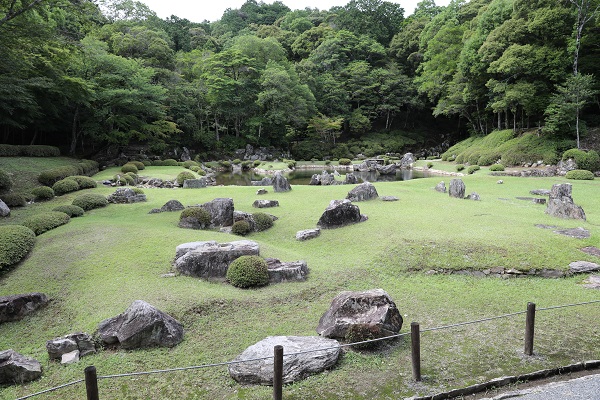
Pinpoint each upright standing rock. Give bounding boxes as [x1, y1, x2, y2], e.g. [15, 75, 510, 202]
[198, 198, 234, 227]
[272, 171, 291, 192]
[546, 183, 586, 220]
[449, 179, 466, 199]
[434, 181, 446, 193]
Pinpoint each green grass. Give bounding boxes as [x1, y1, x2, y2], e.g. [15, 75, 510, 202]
[1, 161, 600, 399]
[0, 157, 85, 195]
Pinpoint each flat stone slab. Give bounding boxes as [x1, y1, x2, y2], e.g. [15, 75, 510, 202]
[252, 200, 279, 208]
[581, 247, 600, 258]
[296, 228, 320, 241]
[265, 258, 308, 283]
[530, 189, 551, 196]
[569, 261, 600, 274]
[380, 196, 399, 201]
[228, 336, 341, 385]
[582, 275, 600, 289]
[535, 225, 590, 239]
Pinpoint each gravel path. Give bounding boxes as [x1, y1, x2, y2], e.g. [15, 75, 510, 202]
[481, 373, 600, 399]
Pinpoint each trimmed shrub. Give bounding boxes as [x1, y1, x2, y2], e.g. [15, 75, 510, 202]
[456, 164, 465, 172]
[22, 211, 70, 236]
[38, 160, 98, 186]
[183, 160, 199, 169]
[121, 163, 138, 174]
[232, 159, 242, 165]
[69, 175, 97, 189]
[112, 174, 134, 186]
[583, 150, 600, 171]
[53, 205, 85, 217]
[142, 160, 152, 166]
[52, 178, 80, 196]
[0, 144, 20, 157]
[253, 160, 262, 167]
[467, 165, 480, 174]
[345, 324, 382, 350]
[0, 169, 13, 192]
[176, 171, 196, 186]
[253, 212, 273, 232]
[155, 158, 179, 166]
[219, 160, 232, 169]
[180, 207, 211, 228]
[125, 172, 138, 184]
[489, 164, 505, 171]
[132, 187, 144, 194]
[477, 152, 501, 166]
[562, 148, 586, 164]
[338, 158, 352, 166]
[20, 145, 60, 157]
[1, 193, 26, 207]
[226, 255, 269, 288]
[241, 161, 252, 170]
[129, 160, 145, 170]
[231, 220, 251, 236]
[31, 186, 55, 201]
[0, 225, 36, 270]
[565, 169, 594, 180]
[190, 166, 201, 173]
[72, 193, 108, 211]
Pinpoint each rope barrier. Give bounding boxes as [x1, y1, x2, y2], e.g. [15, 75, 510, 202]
[15, 379, 83, 400]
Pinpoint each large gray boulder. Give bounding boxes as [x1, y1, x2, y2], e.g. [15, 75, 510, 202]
[399, 153, 415, 168]
[196, 198, 234, 227]
[161, 199, 185, 212]
[251, 177, 273, 186]
[569, 261, 600, 274]
[378, 163, 397, 175]
[174, 240, 260, 279]
[317, 199, 367, 229]
[266, 258, 309, 283]
[273, 171, 291, 192]
[46, 332, 96, 362]
[97, 300, 184, 349]
[449, 179, 466, 199]
[546, 183, 586, 220]
[0, 293, 49, 323]
[106, 187, 146, 204]
[346, 182, 379, 202]
[0, 200, 9, 217]
[317, 289, 403, 339]
[0, 350, 42, 384]
[228, 336, 341, 385]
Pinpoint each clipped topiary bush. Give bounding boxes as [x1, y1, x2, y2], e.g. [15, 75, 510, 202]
[219, 160, 232, 169]
[142, 160, 152, 166]
[565, 169, 594, 180]
[338, 158, 352, 166]
[129, 160, 145, 170]
[252, 212, 273, 232]
[467, 165, 481, 174]
[53, 204, 85, 217]
[0, 169, 13, 193]
[345, 324, 383, 350]
[253, 160, 262, 167]
[190, 166, 201, 173]
[241, 161, 252, 170]
[179, 207, 211, 228]
[112, 174, 134, 186]
[456, 164, 465, 172]
[183, 160, 199, 169]
[38, 161, 99, 186]
[0, 225, 36, 270]
[0, 144, 20, 157]
[176, 171, 196, 186]
[226, 255, 269, 288]
[31, 186, 55, 201]
[72, 193, 108, 211]
[22, 211, 70, 235]
[132, 187, 144, 194]
[232, 159, 242, 165]
[1, 193, 26, 207]
[52, 178, 80, 196]
[489, 164, 505, 172]
[121, 163, 139, 174]
[163, 159, 179, 166]
[231, 220, 251, 236]
[69, 175, 97, 189]
[20, 145, 60, 157]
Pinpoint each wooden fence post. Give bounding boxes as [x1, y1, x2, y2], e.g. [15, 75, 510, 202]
[411, 322, 421, 382]
[84, 365, 99, 400]
[524, 302, 536, 356]
[273, 345, 283, 400]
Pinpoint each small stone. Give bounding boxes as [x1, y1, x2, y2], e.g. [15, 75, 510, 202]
[256, 188, 268, 195]
[569, 261, 600, 274]
[61, 350, 80, 365]
[497, 180, 504, 184]
[380, 196, 399, 201]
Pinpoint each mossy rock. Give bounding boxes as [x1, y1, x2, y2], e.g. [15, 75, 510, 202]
[52, 178, 80, 196]
[0, 225, 36, 270]
[22, 211, 70, 236]
[179, 207, 211, 228]
[53, 205, 85, 217]
[72, 193, 108, 211]
[226, 255, 269, 288]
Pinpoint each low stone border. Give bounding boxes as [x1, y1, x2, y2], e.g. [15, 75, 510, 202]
[407, 360, 600, 400]
[424, 265, 593, 279]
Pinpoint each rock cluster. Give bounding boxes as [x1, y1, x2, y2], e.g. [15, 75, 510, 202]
[106, 187, 146, 204]
[46, 332, 96, 364]
[0, 293, 49, 323]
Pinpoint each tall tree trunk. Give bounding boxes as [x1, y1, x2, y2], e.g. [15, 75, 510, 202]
[70, 105, 80, 155]
[498, 112, 502, 130]
[30, 128, 38, 145]
[215, 116, 220, 142]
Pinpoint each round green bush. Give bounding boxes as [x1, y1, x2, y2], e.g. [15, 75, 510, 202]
[125, 172, 138, 184]
[467, 165, 481, 174]
[52, 178, 80, 196]
[231, 220, 251, 236]
[132, 187, 144, 194]
[232, 159, 242, 165]
[582, 150, 600, 171]
[121, 163, 139, 174]
[456, 164, 465, 172]
[253, 212, 273, 232]
[31, 186, 55, 201]
[562, 148, 586, 164]
[183, 160, 199, 169]
[38, 165, 79, 186]
[179, 207, 211, 227]
[163, 159, 179, 166]
[69, 175, 97, 189]
[226, 255, 269, 288]
[0, 225, 36, 270]
[253, 160, 262, 167]
[338, 158, 352, 166]
[176, 171, 196, 186]
[345, 324, 382, 350]
[72, 193, 108, 211]
[1, 193, 26, 207]
[112, 174, 134, 186]
[427, 162, 434, 169]
[196, 168, 206, 176]
[53, 204, 85, 217]
[489, 164, 505, 172]
[22, 211, 70, 236]
[565, 169, 595, 180]
[142, 160, 152, 166]
[190, 166, 201, 173]
[0, 169, 13, 192]
[241, 161, 252, 170]
[129, 160, 145, 170]
[219, 160, 232, 169]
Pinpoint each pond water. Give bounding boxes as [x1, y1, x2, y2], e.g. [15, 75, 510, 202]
[214, 168, 430, 186]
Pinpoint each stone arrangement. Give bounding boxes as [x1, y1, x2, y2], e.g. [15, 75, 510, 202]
[106, 187, 146, 204]
[46, 332, 96, 364]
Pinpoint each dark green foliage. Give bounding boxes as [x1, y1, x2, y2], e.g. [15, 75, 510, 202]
[338, 158, 352, 166]
[112, 174, 135, 186]
[219, 160, 232, 169]
[565, 169, 594, 180]
[121, 163, 139, 174]
[69, 176, 97, 189]
[38, 161, 99, 186]
[345, 324, 382, 350]
[156, 159, 179, 166]
[0, 225, 35, 270]
[142, 160, 153, 166]
[132, 187, 144, 194]
[563, 149, 600, 171]
[0, 145, 59, 157]
[427, 162, 434, 169]
[179, 207, 211, 228]
[226, 255, 269, 288]
[467, 165, 480, 174]
[467, 152, 482, 165]
[0, 145, 20, 157]
[72, 193, 108, 211]
[183, 160, 199, 169]
[241, 161, 252, 170]
[190, 166, 201, 173]
[489, 164, 505, 171]
[31, 186, 55, 200]
[231, 220, 251, 236]
[1, 193, 26, 207]
[0, 169, 14, 192]
[129, 161, 145, 170]
[52, 178, 80, 196]
[53, 205, 85, 217]
[456, 164, 465, 172]
[125, 172, 138, 184]
[22, 211, 70, 236]
[252, 212, 273, 232]
[232, 159, 242, 165]
[176, 171, 196, 185]
[253, 160, 262, 167]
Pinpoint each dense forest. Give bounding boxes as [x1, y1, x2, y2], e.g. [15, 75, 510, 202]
[1, 0, 599, 160]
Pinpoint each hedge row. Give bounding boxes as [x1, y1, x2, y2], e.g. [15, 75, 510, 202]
[22, 211, 70, 236]
[0, 225, 36, 270]
[38, 160, 99, 186]
[0, 144, 60, 157]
